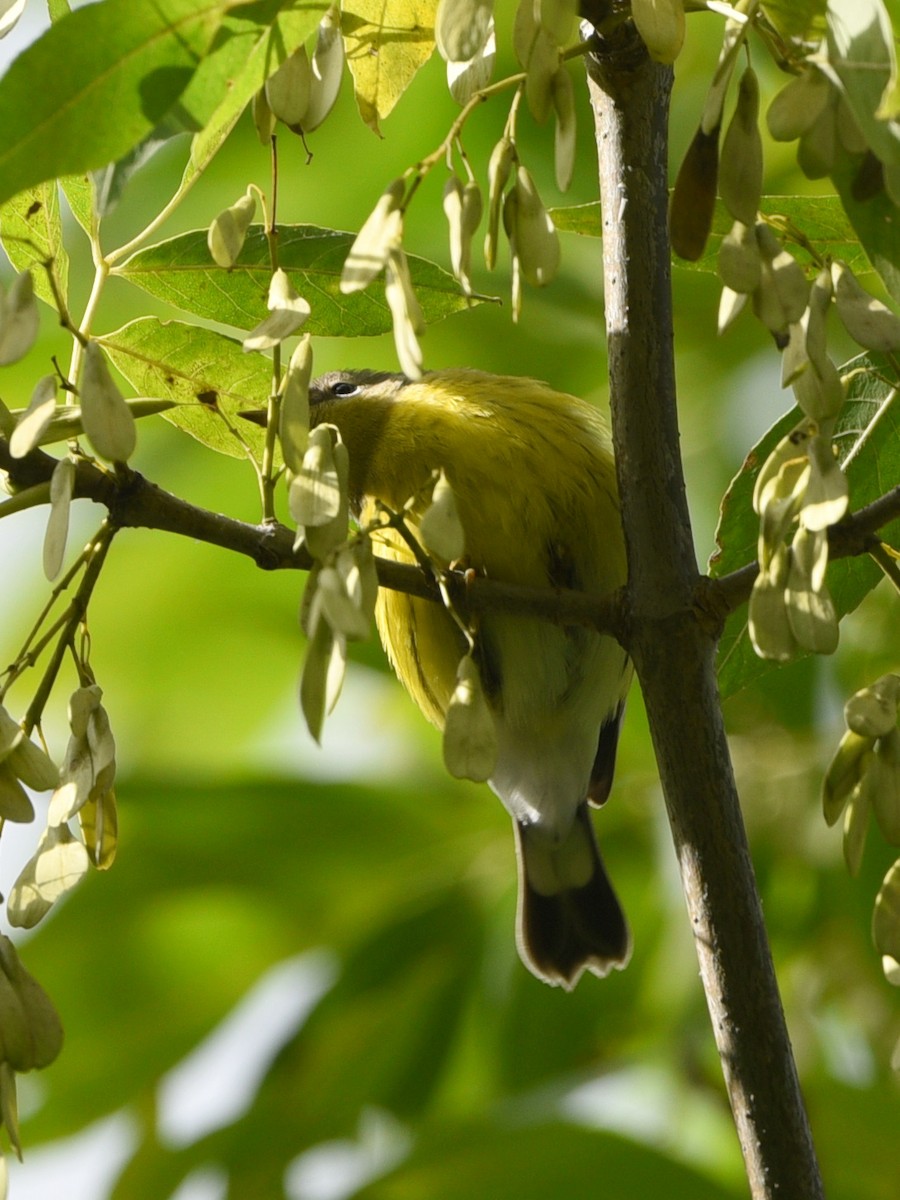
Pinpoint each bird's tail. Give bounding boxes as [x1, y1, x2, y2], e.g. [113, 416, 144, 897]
[514, 804, 630, 989]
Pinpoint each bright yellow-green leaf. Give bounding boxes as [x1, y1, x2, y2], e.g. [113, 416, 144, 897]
[342, 0, 439, 133]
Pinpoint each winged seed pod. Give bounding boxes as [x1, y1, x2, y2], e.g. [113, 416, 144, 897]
[435, 0, 493, 63]
[48, 684, 116, 826]
[766, 69, 831, 142]
[297, 428, 350, 560]
[843, 782, 871, 876]
[447, 25, 496, 105]
[43, 455, 76, 581]
[242, 269, 311, 351]
[0, 0, 27, 37]
[719, 67, 762, 226]
[303, 7, 345, 133]
[289, 423, 344, 528]
[873, 860, 900, 966]
[419, 469, 465, 562]
[832, 261, 900, 353]
[757, 458, 808, 573]
[443, 176, 482, 296]
[551, 66, 576, 192]
[718, 286, 748, 334]
[801, 433, 848, 531]
[0, 707, 58, 795]
[385, 248, 425, 379]
[443, 653, 497, 782]
[313, 565, 371, 641]
[484, 136, 515, 270]
[539, 0, 577, 44]
[509, 166, 559, 287]
[208, 191, 256, 268]
[748, 552, 797, 662]
[300, 601, 347, 742]
[513, 0, 558, 124]
[506, 198, 524, 322]
[7, 822, 91, 929]
[670, 124, 719, 261]
[10, 374, 57, 458]
[752, 225, 809, 343]
[279, 336, 312, 473]
[792, 353, 844, 424]
[864, 734, 900, 844]
[79, 342, 137, 462]
[845, 675, 900, 740]
[631, 0, 685, 65]
[717, 221, 761, 295]
[791, 522, 829, 594]
[752, 420, 815, 516]
[785, 530, 838, 655]
[341, 180, 405, 293]
[823, 728, 873, 826]
[0, 936, 63, 1072]
[265, 45, 312, 130]
[0, 270, 39, 366]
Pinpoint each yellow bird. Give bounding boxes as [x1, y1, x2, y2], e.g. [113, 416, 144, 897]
[308, 368, 632, 988]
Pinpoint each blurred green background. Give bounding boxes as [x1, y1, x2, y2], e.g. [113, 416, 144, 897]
[1, 5, 898, 1199]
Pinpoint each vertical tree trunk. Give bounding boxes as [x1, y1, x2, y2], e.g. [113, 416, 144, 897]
[584, 26, 825, 1200]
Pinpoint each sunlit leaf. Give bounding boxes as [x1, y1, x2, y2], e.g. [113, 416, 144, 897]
[343, 0, 439, 133]
[0, 182, 68, 308]
[100, 318, 274, 459]
[0, 0, 232, 207]
[116, 226, 473, 334]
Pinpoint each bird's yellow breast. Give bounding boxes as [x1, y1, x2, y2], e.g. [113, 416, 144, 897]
[312, 369, 627, 730]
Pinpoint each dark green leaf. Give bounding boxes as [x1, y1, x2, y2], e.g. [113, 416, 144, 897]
[100, 318, 273, 459]
[116, 226, 475, 334]
[826, 0, 900, 170]
[21, 774, 496, 1148]
[551, 195, 873, 277]
[355, 1121, 742, 1200]
[830, 152, 900, 304]
[0, 182, 68, 308]
[0, 0, 231, 208]
[712, 353, 900, 698]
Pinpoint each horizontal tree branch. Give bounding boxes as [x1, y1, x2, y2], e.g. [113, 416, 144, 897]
[699, 483, 900, 627]
[3, 440, 900, 650]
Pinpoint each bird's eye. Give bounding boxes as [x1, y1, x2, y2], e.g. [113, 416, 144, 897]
[331, 380, 359, 397]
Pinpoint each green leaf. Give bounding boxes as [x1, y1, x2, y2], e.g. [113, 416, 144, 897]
[0, 0, 232, 208]
[116, 226, 474, 334]
[826, 0, 900, 169]
[59, 173, 97, 240]
[830, 151, 900, 303]
[0, 182, 68, 308]
[551, 195, 874, 277]
[354, 1122, 742, 1200]
[712, 353, 900, 699]
[100, 318, 273, 459]
[343, 0, 439, 134]
[18, 773, 493, 1144]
